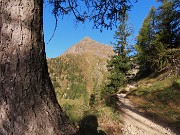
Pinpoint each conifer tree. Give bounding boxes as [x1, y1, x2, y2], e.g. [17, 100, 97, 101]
[152, 0, 180, 71]
[136, 6, 156, 72]
[155, 0, 180, 48]
[136, 0, 180, 72]
[106, 5, 131, 94]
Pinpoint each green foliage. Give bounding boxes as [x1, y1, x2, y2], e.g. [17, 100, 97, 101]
[105, 8, 131, 95]
[106, 56, 129, 94]
[48, 0, 132, 30]
[89, 94, 96, 107]
[136, 6, 156, 72]
[150, 49, 178, 71]
[48, 55, 87, 100]
[155, 0, 180, 49]
[172, 78, 180, 89]
[156, 89, 176, 104]
[60, 100, 85, 122]
[105, 95, 119, 109]
[136, 1, 180, 72]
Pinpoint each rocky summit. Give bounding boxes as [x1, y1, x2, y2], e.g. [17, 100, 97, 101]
[64, 37, 114, 59]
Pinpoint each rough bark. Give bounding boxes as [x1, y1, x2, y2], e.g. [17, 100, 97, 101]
[0, 0, 77, 134]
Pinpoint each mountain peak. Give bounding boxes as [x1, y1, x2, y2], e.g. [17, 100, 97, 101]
[79, 36, 96, 45]
[82, 36, 93, 41]
[63, 37, 114, 58]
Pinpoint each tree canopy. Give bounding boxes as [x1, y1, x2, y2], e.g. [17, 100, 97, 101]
[136, 0, 180, 72]
[47, 0, 135, 30]
[104, 6, 131, 95]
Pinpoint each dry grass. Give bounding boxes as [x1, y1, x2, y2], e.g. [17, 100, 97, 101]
[127, 74, 180, 129]
[58, 98, 123, 135]
[94, 106, 123, 135]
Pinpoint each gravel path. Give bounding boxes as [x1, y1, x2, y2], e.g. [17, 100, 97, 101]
[117, 94, 175, 135]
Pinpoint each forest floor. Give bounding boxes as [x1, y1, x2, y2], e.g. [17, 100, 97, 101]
[117, 93, 175, 135]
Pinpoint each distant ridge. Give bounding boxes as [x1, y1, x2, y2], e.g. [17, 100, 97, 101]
[63, 37, 114, 58]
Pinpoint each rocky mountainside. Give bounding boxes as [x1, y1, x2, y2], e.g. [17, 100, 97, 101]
[64, 37, 114, 58]
[47, 37, 114, 102]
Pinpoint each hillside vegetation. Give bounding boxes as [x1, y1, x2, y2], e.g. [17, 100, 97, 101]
[127, 1, 180, 131]
[126, 70, 180, 131]
[48, 37, 114, 102]
[47, 37, 123, 134]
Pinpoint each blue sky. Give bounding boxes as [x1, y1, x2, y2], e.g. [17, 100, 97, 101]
[43, 1, 160, 58]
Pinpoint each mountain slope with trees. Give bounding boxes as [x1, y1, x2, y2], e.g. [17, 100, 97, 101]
[48, 37, 114, 100]
[47, 37, 120, 130]
[47, 37, 126, 134]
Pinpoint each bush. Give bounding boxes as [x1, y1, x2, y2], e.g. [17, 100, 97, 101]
[172, 78, 180, 89]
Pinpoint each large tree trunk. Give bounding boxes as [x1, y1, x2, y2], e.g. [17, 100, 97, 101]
[0, 0, 77, 134]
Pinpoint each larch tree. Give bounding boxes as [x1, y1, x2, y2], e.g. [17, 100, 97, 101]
[0, 0, 134, 134]
[0, 1, 77, 134]
[136, 0, 180, 72]
[136, 6, 156, 72]
[155, 0, 180, 48]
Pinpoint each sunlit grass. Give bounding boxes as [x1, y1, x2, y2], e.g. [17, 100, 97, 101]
[128, 75, 180, 126]
[57, 97, 122, 134]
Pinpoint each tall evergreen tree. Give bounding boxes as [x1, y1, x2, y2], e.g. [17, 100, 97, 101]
[136, 6, 156, 72]
[136, 0, 180, 72]
[156, 0, 180, 48]
[152, 0, 180, 71]
[106, 5, 131, 94]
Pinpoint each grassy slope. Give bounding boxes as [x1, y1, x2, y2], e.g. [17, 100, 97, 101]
[127, 73, 180, 131]
[48, 53, 108, 99]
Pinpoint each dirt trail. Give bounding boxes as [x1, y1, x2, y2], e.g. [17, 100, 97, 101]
[117, 93, 175, 135]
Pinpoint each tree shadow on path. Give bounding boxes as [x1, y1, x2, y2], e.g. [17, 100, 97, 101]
[76, 115, 107, 135]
